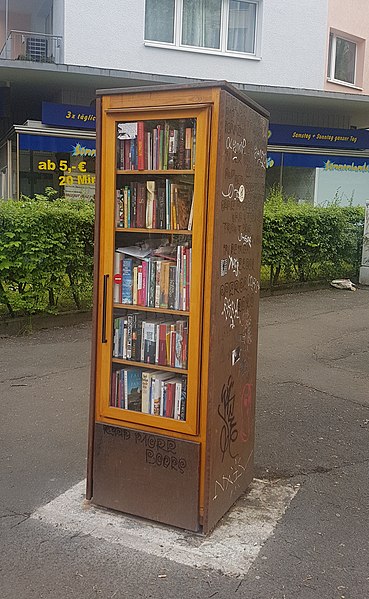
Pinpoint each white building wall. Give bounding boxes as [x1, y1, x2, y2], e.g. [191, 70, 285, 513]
[63, 0, 328, 90]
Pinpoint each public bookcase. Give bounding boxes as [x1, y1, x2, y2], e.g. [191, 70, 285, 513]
[87, 82, 269, 533]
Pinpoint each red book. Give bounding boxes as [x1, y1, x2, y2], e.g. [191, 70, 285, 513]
[152, 194, 157, 229]
[156, 125, 161, 169]
[137, 121, 145, 170]
[185, 248, 191, 310]
[170, 326, 176, 367]
[165, 382, 175, 418]
[182, 321, 188, 368]
[141, 260, 148, 307]
[158, 323, 168, 366]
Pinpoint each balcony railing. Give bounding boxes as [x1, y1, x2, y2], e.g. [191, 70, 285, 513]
[0, 30, 63, 64]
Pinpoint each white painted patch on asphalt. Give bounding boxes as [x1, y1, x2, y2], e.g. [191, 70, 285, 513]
[31, 478, 298, 578]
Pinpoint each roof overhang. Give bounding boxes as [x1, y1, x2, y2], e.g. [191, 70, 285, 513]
[0, 60, 368, 127]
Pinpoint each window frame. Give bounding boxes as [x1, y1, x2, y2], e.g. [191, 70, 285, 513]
[144, 0, 261, 59]
[327, 31, 358, 88]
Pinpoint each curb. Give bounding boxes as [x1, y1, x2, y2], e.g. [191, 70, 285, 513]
[0, 310, 92, 337]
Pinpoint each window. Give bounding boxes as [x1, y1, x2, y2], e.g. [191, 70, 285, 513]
[145, 0, 176, 44]
[144, 0, 260, 56]
[328, 32, 357, 85]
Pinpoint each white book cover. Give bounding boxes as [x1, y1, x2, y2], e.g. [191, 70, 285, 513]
[174, 381, 182, 420]
[151, 373, 173, 416]
[122, 319, 128, 359]
[140, 321, 146, 362]
[141, 371, 152, 414]
[155, 323, 160, 364]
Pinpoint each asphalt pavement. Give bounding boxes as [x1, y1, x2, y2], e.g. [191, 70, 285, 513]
[0, 287, 368, 599]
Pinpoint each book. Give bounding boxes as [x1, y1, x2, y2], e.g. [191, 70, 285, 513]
[163, 123, 170, 170]
[176, 184, 193, 230]
[142, 321, 157, 364]
[164, 379, 176, 418]
[157, 322, 168, 366]
[124, 368, 142, 411]
[122, 319, 128, 358]
[170, 183, 178, 229]
[168, 128, 178, 169]
[141, 371, 154, 413]
[136, 182, 146, 228]
[141, 260, 148, 307]
[168, 264, 177, 309]
[116, 189, 123, 226]
[137, 121, 145, 170]
[131, 313, 143, 361]
[130, 183, 137, 228]
[148, 260, 156, 307]
[192, 122, 196, 169]
[178, 119, 186, 169]
[126, 313, 134, 359]
[146, 180, 156, 228]
[185, 127, 192, 169]
[155, 260, 161, 308]
[130, 138, 136, 170]
[121, 258, 133, 304]
[173, 379, 183, 420]
[111, 370, 117, 406]
[150, 372, 173, 416]
[180, 377, 187, 420]
[132, 266, 138, 305]
[175, 320, 185, 369]
[157, 181, 166, 229]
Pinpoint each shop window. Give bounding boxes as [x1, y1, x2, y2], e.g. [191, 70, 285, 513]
[145, 0, 261, 57]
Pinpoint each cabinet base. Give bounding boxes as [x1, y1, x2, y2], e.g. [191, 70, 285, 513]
[92, 422, 201, 531]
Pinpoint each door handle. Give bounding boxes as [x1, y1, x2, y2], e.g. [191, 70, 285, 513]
[101, 274, 109, 343]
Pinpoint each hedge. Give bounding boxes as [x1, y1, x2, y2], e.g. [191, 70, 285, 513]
[0, 199, 94, 316]
[0, 198, 365, 317]
[262, 202, 364, 287]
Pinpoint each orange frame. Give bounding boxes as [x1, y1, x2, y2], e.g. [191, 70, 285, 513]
[95, 106, 211, 436]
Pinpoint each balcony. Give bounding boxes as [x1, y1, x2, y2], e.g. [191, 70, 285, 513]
[0, 30, 63, 64]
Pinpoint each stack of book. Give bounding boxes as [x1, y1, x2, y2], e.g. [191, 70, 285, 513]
[114, 244, 191, 311]
[116, 119, 196, 171]
[116, 179, 194, 230]
[111, 367, 187, 420]
[113, 313, 188, 369]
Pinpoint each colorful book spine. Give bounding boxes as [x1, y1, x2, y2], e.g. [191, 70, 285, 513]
[137, 121, 145, 170]
[185, 127, 192, 169]
[121, 258, 133, 304]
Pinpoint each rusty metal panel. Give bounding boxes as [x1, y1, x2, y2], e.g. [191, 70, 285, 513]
[93, 423, 201, 531]
[203, 89, 268, 533]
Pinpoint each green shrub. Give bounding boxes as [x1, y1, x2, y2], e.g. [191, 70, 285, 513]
[0, 198, 94, 316]
[262, 200, 364, 287]
[0, 193, 365, 318]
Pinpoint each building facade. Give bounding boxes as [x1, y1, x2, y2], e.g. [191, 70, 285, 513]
[0, 0, 369, 204]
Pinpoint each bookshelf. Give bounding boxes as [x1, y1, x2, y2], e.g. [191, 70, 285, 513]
[88, 82, 269, 533]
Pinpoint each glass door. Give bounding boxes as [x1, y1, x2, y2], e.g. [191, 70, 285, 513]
[96, 107, 210, 435]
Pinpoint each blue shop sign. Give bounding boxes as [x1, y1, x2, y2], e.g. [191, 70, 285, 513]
[19, 134, 96, 156]
[42, 102, 96, 130]
[268, 124, 369, 151]
[267, 151, 369, 172]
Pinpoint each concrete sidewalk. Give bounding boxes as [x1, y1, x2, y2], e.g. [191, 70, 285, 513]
[0, 288, 368, 598]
